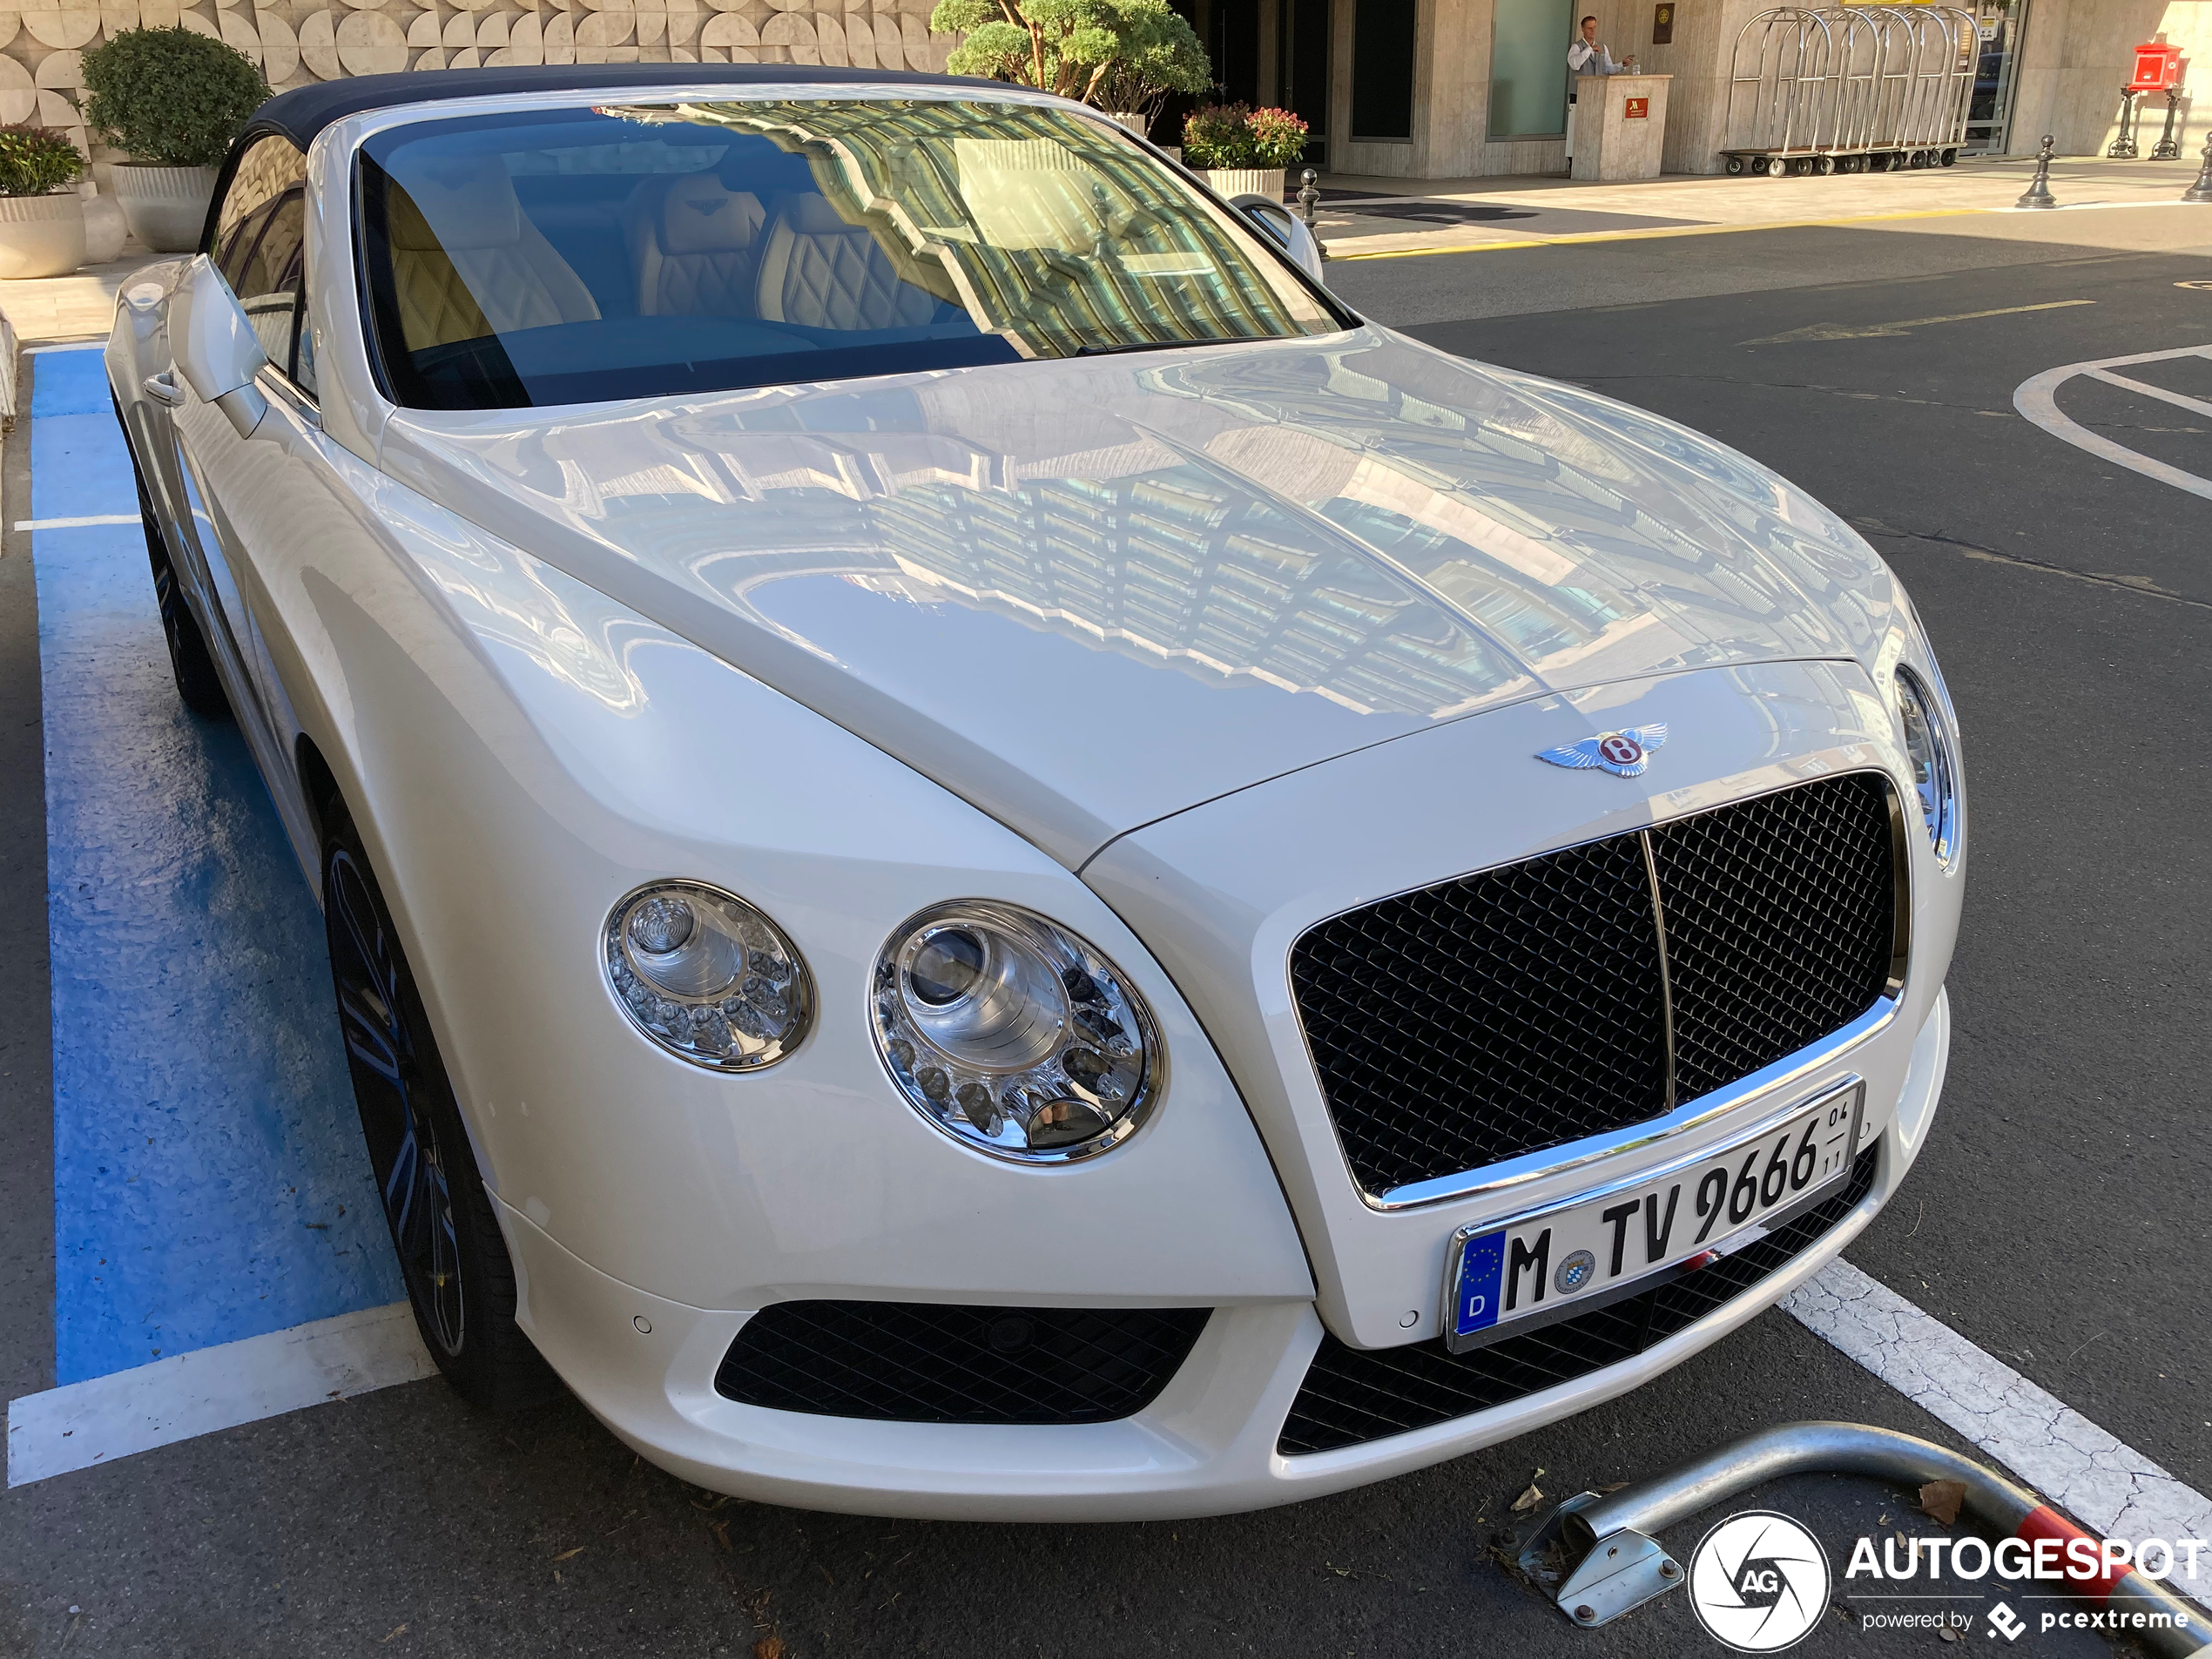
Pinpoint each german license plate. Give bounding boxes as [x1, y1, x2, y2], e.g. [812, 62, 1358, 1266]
[1441, 1081, 1864, 1353]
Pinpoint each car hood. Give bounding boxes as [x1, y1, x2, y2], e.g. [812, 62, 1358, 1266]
[376, 325, 1898, 869]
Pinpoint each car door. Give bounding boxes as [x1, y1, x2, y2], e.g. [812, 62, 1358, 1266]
[163, 133, 328, 873]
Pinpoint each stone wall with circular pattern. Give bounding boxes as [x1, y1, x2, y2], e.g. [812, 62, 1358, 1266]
[0, 0, 965, 179]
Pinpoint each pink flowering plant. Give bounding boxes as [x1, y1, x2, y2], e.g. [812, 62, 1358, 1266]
[1181, 104, 1310, 169]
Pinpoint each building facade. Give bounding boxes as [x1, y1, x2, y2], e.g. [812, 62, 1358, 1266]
[1190, 0, 2209, 177]
[0, 0, 2199, 192]
[0, 0, 965, 183]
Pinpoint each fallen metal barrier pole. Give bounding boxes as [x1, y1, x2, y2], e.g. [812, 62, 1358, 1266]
[1516, 1420, 2211, 1655]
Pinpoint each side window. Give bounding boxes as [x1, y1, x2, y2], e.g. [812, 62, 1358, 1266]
[212, 137, 314, 397]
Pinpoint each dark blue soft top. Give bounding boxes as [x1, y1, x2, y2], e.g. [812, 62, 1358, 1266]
[249, 63, 994, 148]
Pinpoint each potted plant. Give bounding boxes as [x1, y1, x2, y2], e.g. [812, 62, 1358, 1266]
[935, 0, 1209, 138]
[81, 26, 266, 253]
[1182, 104, 1310, 199]
[1082, 0, 1211, 138]
[0, 125, 86, 280]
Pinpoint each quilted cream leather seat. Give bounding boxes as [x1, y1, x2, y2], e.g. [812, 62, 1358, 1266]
[624, 174, 767, 317]
[387, 156, 600, 351]
[754, 195, 941, 332]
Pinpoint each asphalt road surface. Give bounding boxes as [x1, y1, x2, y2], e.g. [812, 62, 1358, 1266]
[2, 207, 2206, 1659]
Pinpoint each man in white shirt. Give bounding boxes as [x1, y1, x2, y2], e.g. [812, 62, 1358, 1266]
[1566, 16, 1636, 158]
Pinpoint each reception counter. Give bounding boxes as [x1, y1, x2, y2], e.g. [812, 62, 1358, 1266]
[1571, 73, 1672, 181]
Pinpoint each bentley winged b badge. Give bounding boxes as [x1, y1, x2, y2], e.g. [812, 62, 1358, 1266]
[1536, 723, 1668, 779]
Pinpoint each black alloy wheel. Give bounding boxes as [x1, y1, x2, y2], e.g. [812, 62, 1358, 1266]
[322, 806, 558, 1410]
[117, 401, 230, 719]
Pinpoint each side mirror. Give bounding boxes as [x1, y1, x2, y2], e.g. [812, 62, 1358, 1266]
[169, 254, 269, 439]
[1231, 193, 1326, 287]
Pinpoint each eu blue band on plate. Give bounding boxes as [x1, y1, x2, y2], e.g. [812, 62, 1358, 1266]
[1453, 1231, 1506, 1338]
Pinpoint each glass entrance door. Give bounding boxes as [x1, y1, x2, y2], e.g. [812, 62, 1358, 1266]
[1278, 0, 1332, 166]
[1965, 0, 2029, 153]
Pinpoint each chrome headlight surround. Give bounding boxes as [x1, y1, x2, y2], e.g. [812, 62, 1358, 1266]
[1892, 664, 1962, 871]
[871, 901, 1162, 1163]
[604, 880, 814, 1070]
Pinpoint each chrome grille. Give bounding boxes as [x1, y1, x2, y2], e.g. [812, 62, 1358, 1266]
[1290, 774, 1899, 1197]
[1650, 782, 1902, 1102]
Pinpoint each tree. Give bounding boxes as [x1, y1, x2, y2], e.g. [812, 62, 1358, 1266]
[933, 0, 1211, 113]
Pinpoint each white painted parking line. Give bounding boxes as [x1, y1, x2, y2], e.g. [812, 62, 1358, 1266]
[6, 1304, 434, 1488]
[1787, 1261, 2212, 1604]
[13, 515, 140, 530]
[2013, 345, 2212, 502]
[2086, 368, 2212, 421]
[1745, 299, 2094, 346]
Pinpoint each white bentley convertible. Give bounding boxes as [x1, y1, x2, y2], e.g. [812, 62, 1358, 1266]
[107, 64, 1965, 1519]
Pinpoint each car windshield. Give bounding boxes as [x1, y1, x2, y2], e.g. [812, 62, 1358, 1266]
[356, 98, 1345, 410]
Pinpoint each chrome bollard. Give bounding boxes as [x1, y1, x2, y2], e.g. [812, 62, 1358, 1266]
[2186, 132, 2212, 203]
[2016, 134, 2059, 208]
[1298, 166, 1320, 228]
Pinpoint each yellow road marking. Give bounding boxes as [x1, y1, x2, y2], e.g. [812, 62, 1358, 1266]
[1331, 206, 2048, 261]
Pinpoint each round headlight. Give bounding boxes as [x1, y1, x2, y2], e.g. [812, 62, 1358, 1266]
[872, 902, 1161, 1162]
[604, 881, 813, 1070]
[1893, 665, 1961, 869]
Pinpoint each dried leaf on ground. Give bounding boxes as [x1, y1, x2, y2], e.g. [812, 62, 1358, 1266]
[1510, 1484, 1545, 1514]
[1919, 1480, 1967, 1527]
[754, 1638, 786, 1659]
[380, 1628, 408, 1645]
[552, 1546, 586, 1562]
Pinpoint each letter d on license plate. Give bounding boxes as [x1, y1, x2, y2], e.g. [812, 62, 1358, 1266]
[1441, 1080, 1864, 1353]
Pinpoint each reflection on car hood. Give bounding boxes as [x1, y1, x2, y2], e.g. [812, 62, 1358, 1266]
[378, 326, 1897, 868]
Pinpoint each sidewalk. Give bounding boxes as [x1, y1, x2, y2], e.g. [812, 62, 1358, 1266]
[1307, 155, 2212, 260]
[0, 253, 167, 347]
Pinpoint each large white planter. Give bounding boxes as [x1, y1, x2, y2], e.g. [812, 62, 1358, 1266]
[78, 180, 127, 265]
[110, 164, 218, 253]
[0, 192, 86, 280]
[1104, 111, 1151, 138]
[1201, 167, 1287, 200]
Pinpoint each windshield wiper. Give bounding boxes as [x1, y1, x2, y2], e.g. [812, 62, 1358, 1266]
[1074, 335, 1264, 357]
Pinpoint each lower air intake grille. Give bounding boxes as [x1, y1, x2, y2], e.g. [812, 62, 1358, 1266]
[1291, 773, 1898, 1197]
[1276, 1146, 1878, 1456]
[715, 1301, 1211, 1425]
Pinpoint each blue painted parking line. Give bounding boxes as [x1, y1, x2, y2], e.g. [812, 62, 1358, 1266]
[31, 345, 401, 1386]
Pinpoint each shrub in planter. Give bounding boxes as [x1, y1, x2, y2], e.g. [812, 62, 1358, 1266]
[0, 123, 85, 199]
[0, 124, 88, 279]
[1182, 105, 1309, 198]
[934, 0, 1208, 118]
[83, 26, 266, 167]
[1083, 0, 1211, 128]
[1181, 105, 1310, 170]
[82, 27, 267, 252]
[1244, 107, 1311, 168]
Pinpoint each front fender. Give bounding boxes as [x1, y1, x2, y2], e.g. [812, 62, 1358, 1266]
[282, 457, 1314, 1314]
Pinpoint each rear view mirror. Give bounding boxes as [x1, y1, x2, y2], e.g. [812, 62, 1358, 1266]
[1231, 194, 1326, 287]
[169, 254, 269, 439]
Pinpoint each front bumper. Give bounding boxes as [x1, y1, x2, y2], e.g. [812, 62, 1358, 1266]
[500, 988, 1947, 1521]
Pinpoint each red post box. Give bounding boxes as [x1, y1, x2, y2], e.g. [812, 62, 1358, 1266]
[2128, 42, 2182, 94]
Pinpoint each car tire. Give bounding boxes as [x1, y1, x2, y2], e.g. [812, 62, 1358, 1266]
[119, 417, 231, 720]
[321, 804, 562, 1413]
